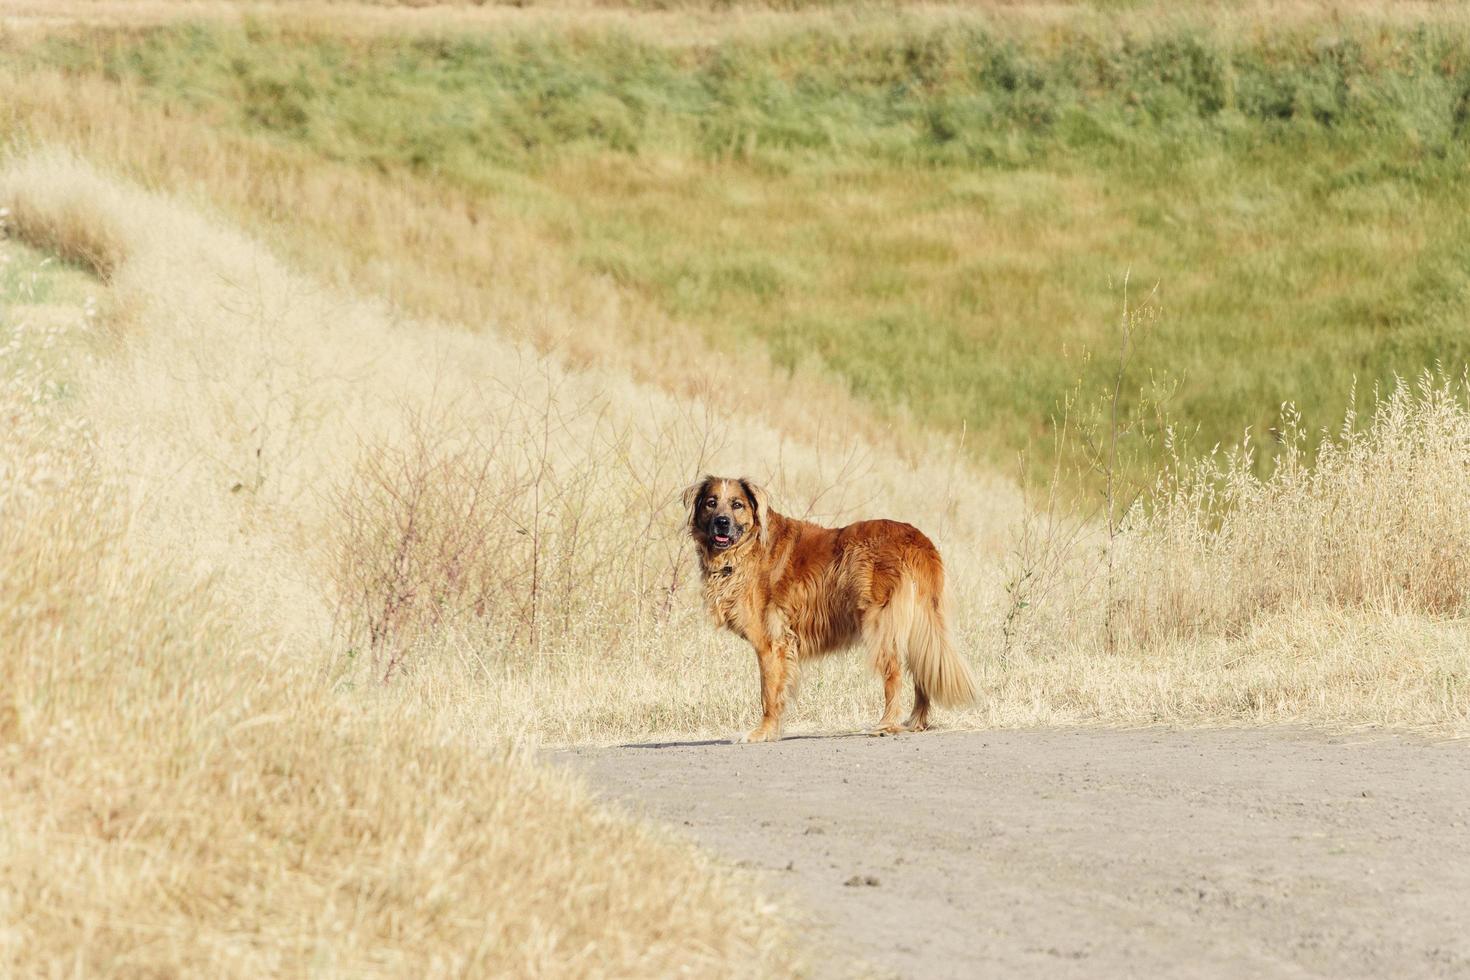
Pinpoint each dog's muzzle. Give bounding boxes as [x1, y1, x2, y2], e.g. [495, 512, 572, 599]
[710, 515, 736, 550]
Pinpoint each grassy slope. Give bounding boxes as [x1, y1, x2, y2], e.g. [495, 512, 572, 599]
[20, 13, 1470, 471]
[0, 163, 801, 977]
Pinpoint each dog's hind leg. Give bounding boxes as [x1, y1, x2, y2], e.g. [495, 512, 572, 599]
[872, 647, 906, 735]
[903, 683, 931, 733]
[863, 606, 907, 735]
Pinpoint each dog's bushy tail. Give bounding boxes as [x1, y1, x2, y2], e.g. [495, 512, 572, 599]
[886, 564, 977, 708]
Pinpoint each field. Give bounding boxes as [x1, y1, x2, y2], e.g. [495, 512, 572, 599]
[2, 1, 1469, 975]
[17, 3, 1470, 466]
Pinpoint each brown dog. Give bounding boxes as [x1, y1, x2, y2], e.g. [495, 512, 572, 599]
[685, 475, 977, 742]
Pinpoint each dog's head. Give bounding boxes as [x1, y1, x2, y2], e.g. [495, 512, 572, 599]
[684, 475, 771, 555]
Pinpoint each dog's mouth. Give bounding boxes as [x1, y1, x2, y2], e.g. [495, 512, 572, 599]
[711, 532, 734, 550]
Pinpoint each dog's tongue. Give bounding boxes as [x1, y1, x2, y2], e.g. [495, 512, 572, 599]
[714, 533, 731, 545]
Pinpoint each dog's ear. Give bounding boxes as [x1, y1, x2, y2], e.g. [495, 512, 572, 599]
[682, 475, 713, 530]
[739, 479, 773, 548]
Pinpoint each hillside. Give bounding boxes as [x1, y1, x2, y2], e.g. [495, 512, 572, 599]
[11, 3, 1470, 472]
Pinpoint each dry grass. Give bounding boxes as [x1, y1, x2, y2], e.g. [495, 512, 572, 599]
[0, 153, 809, 976]
[4, 142, 1463, 748]
[992, 373, 1470, 733]
[0, 146, 1020, 737]
[1124, 378, 1470, 642]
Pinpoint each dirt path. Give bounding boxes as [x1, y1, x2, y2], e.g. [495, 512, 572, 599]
[558, 728, 1470, 978]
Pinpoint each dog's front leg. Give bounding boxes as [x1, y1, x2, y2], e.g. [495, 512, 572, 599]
[741, 635, 793, 743]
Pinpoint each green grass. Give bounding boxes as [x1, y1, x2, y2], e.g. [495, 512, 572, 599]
[0, 235, 93, 308]
[24, 13, 1470, 471]
[0, 235, 98, 409]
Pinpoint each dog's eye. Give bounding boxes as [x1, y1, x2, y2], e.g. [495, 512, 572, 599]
[704, 498, 717, 508]
[732, 500, 744, 510]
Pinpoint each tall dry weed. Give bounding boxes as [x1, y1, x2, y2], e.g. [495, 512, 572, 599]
[982, 322, 1469, 734]
[328, 393, 696, 674]
[1118, 373, 1470, 645]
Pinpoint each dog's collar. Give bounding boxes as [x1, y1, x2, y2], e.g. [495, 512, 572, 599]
[718, 564, 733, 578]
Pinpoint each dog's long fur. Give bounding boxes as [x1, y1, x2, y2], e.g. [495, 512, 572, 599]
[685, 475, 977, 742]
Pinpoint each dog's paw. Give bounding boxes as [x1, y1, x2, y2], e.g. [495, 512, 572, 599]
[737, 727, 780, 744]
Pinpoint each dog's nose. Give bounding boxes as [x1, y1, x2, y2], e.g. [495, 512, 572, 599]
[713, 515, 732, 533]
